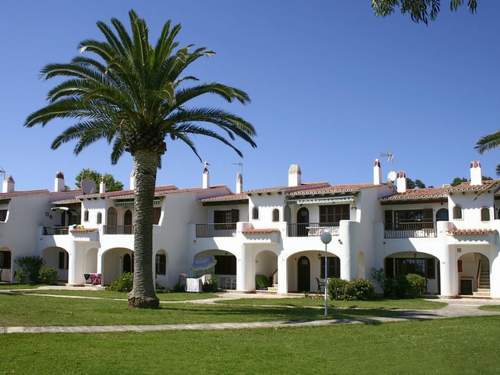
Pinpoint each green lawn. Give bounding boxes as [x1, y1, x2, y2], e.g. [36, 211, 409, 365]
[0, 293, 432, 327]
[479, 305, 500, 312]
[2, 317, 500, 374]
[217, 297, 447, 310]
[24, 289, 217, 301]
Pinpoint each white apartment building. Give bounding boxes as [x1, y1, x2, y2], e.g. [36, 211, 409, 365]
[0, 160, 499, 298]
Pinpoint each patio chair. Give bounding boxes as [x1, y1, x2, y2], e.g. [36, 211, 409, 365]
[316, 277, 325, 293]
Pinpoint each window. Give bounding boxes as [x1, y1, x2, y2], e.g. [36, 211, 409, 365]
[156, 253, 166, 275]
[393, 209, 433, 229]
[453, 205, 462, 220]
[252, 207, 259, 220]
[214, 210, 239, 230]
[58, 251, 68, 270]
[481, 207, 490, 221]
[96, 212, 102, 224]
[272, 209, 280, 222]
[0, 209, 7, 222]
[153, 207, 161, 225]
[435, 208, 449, 222]
[320, 257, 340, 279]
[84, 210, 89, 222]
[319, 205, 350, 225]
[0, 251, 11, 269]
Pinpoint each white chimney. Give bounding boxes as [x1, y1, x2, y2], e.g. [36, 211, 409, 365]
[2, 175, 15, 193]
[202, 164, 210, 189]
[288, 164, 301, 187]
[129, 169, 136, 190]
[236, 172, 243, 194]
[470, 160, 482, 186]
[373, 159, 382, 185]
[396, 171, 407, 193]
[54, 172, 65, 192]
[99, 178, 106, 194]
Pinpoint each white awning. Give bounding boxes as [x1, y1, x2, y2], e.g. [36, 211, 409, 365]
[293, 196, 355, 205]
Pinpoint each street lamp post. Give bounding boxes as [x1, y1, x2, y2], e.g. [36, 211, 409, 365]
[320, 231, 332, 317]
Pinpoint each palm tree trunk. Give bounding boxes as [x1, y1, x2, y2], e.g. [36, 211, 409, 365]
[128, 149, 160, 308]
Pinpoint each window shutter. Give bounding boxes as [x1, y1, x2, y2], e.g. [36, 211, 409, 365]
[423, 209, 433, 222]
[384, 210, 393, 230]
[231, 209, 239, 223]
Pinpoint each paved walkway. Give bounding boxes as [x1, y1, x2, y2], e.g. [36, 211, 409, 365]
[0, 295, 498, 335]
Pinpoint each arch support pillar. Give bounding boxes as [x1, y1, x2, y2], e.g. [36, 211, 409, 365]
[440, 245, 458, 298]
[278, 254, 288, 294]
[236, 245, 255, 292]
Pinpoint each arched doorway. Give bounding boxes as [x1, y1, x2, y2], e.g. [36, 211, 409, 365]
[42, 247, 69, 282]
[297, 256, 310, 292]
[124, 210, 133, 234]
[101, 248, 133, 285]
[194, 250, 237, 290]
[107, 207, 117, 234]
[0, 248, 12, 282]
[458, 253, 490, 296]
[436, 208, 449, 222]
[296, 207, 309, 237]
[384, 252, 440, 295]
[255, 250, 278, 290]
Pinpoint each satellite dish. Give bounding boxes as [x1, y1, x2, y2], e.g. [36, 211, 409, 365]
[81, 179, 97, 195]
[387, 171, 398, 183]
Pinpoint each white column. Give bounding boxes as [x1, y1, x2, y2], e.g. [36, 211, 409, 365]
[439, 245, 458, 297]
[236, 245, 255, 292]
[490, 251, 500, 298]
[339, 221, 353, 281]
[277, 254, 288, 294]
[67, 242, 81, 285]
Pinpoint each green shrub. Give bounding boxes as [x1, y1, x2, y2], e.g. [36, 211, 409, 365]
[39, 266, 58, 285]
[328, 278, 375, 301]
[173, 281, 185, 292]
[406, 273, 427, 297]
[328, 278, 349, 300]
[15, 256, 44, 284]
[202, 277, 218, 292]
[255, 274, 271, 290]
[347, 279, 375, 300]
[107, 272, 133, 292]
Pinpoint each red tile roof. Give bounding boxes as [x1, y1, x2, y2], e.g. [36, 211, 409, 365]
[448, 228, 497, 236]
[201, 193, 248, 204]
[381, 180, 500, 203]
[0, 189, 49, 199]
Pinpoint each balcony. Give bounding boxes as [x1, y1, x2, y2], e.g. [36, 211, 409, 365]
[103, 225, 134, 235]
[384, 223, 436, 239]
[43, 226, 69, 235]
[287, 223, 339, 237]
[195, 223, 237, 238]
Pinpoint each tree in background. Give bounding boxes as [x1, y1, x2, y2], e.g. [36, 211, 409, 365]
[371, 0, 478, 24]
[451, 175, 493, 186]
[406, 178, 426, 189]
[25, 11, 255, 308]
[75, 169, 124, 192]
[475, 131, 500, 175]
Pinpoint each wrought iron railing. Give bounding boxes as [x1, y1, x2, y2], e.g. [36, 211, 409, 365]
[287, 223, 339, 237]
[384, 223, 436, 239]
[195, 223, 237, 238]
[43, 226, 69, 235]
[103, 225, 134, 235]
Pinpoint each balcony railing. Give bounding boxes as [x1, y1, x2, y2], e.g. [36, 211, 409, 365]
[384, 223, 436, 239]
[43, 226, 69, 235]
[195, 223, 237, 238]
[103, 225, 134, 235]
[287, 223, 339, 237]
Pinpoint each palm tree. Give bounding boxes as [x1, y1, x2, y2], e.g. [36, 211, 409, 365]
[475, 131, 500, 174]
[25, 10, 256, 308]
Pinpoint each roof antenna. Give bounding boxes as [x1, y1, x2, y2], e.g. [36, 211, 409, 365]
[0, 166, 6, 182]
[380, 152, 395, 163]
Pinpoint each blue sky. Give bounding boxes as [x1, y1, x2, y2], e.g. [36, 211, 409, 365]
[0, 1, 499, 191]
